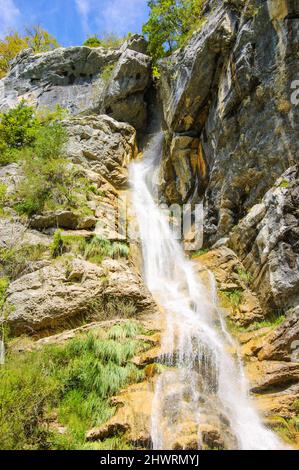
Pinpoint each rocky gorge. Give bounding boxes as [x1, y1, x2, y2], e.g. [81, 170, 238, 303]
[0, 0, 298, 451]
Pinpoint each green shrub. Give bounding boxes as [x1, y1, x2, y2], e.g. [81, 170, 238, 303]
[83, 35, 102, 48]
[50, 230, 64, 258]
[0, 101, 38, 151]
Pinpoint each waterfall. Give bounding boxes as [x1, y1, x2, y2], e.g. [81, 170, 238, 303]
[129, 133, 285, 450]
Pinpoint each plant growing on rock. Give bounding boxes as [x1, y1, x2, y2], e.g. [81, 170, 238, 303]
[0, 322, 148, 450]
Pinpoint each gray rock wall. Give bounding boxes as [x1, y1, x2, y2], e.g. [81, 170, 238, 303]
[159, 0, 299, 244]
[0, 35, 152, 129]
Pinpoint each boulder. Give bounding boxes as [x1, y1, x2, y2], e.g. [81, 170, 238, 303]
[64, 114, 137, 188]
[2, 258, 156, 336]
[258, 311, 299, 362]
[0, 217, 51, 248]
[229, 165, 299, 313]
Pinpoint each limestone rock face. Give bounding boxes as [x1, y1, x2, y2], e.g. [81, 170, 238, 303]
[258, 311, 299, 362]
[159, 0, 299, 242]
[2, 258, 156, 336]
[64, 114, 137, 189]
[0, 35, 151, 129]
[229, 165, 299, 313]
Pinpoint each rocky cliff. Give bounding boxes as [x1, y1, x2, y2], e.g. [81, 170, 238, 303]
[0, 1, 298, 451]
[159, 0, 299, 239]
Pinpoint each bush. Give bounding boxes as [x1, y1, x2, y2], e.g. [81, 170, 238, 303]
[83, 35, 102, 48]
[0, 322, 147, 450]
[0, 101, 38, 150]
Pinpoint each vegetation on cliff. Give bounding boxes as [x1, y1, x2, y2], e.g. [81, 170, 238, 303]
[0, 26, 59, 78]
[0, 322, 149, 450]
[143, 0, 205, 61]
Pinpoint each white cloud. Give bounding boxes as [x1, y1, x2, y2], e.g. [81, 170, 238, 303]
[0, 0, 21, 36]
[75, 0, 92, 33]
[100, 0, 147, 35]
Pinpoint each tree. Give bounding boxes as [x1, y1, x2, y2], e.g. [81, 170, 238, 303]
[0, 26, 59, 78]
[0, 32, 28, 78]
[142, 0, 204, 62]
[25, 26, 59, 53]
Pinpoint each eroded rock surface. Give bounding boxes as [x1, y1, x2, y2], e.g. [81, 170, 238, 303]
[64, 114, 137, 188]
[159, 0, 299, 243]
[0, 35, 151, 129]
[229, 165, 299, 313]
[2, 258, 156, 336]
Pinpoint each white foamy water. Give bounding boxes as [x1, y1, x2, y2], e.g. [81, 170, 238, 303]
[130, 133, 285, 450]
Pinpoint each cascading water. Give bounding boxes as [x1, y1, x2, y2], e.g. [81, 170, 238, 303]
[130, 133, 286, 450]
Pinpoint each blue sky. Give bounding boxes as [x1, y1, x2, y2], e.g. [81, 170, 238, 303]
[0, 0, 150, 46]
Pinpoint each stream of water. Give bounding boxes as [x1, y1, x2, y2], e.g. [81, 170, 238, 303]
[130, 133, 285, 450]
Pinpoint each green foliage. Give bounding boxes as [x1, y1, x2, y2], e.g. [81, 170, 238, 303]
[269, 416, 299, 445]
[221, 289, 243, 308]
[0, 27, 59, 78]
[234, 314, 286, 333]
[152, 65, 161, 79]
[0, 244, 48, 281]
[83, 236, 129, 264]
[84, 33, 131, 49]
[237, 268, 252, 285]
[0, 277, 9, 312]
[143, 0, 205, 62]
[83, 35, 102, 48]
[50, 233, 129, 265]
[50, 230, 64, 258]
[191, 248, 209, 258]
[1, 104, 92, 218]
[279, 179, 290, 189]
[0, 183, 7, 214]
[14, 123, 69, 216]
[0, 322, 147, 449]
[0, 101, 38, 150]
[101, 63, 115, 83]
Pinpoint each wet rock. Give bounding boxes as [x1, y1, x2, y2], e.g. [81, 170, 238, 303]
[86, 380, 156, 447]
[30, 210, 79, 230]
[246, 360, 299, 394]
[86, 423, 130, 442]
[194, 246, 264, 325]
